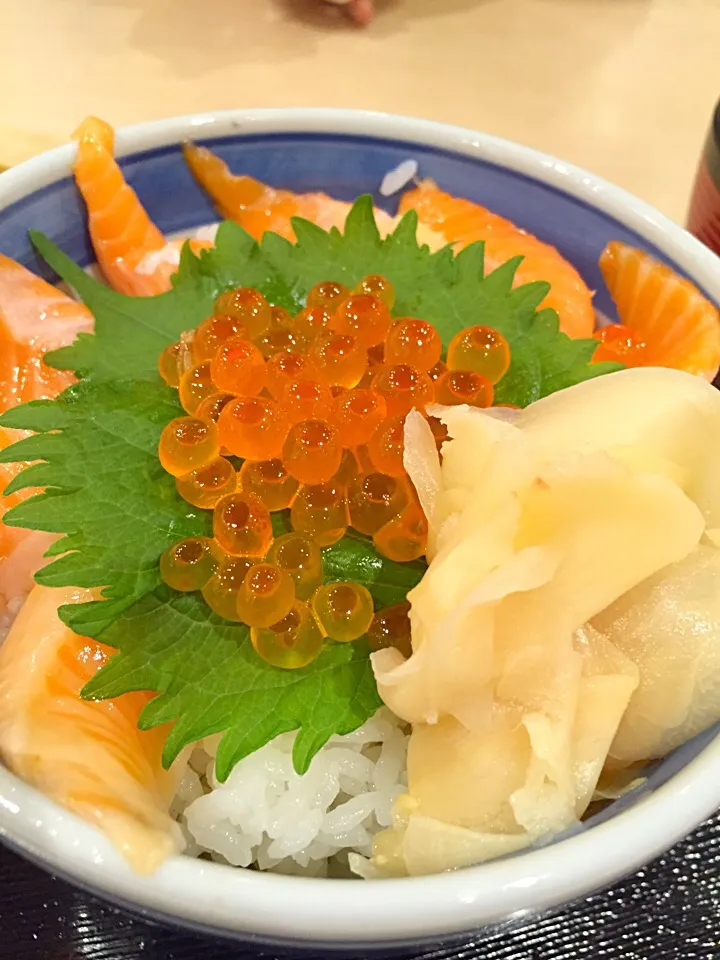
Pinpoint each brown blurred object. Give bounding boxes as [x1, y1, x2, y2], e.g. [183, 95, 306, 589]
[687, 100, 720, 256]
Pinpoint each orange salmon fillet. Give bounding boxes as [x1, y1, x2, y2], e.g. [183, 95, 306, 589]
[595, 241, 720, 380]
[0, 255, 92, 604]
[399, 180, 595, 339]
[0, 586, 182, 872]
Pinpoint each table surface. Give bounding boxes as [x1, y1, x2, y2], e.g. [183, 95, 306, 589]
[0, 1, 719, 956]
[1, 0, 719, 223]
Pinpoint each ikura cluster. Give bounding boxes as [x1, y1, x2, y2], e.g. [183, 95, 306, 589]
[156, 277, 511, 670]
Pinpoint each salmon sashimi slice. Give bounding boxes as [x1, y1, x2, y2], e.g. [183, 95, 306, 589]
[73, 117, 212, 297]
[182, 142, 437, 246]
[73, 116, 166, 296]
[399, 180, 596, 339]
[183, 141, 361, 241]
[0, 585, 183, 873]
[0, 255, 95, 606]
[594, 241, 720, 380]
[0, 253, 93, 410]
[0, 428, 55, 612]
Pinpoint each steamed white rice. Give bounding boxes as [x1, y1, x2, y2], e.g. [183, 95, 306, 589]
[172, 709, 408, 877]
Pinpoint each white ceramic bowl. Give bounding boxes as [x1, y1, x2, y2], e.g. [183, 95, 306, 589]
[0, 108, 719, 950]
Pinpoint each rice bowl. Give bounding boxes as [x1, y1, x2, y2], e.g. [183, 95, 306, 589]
[0, 108, 719, 946]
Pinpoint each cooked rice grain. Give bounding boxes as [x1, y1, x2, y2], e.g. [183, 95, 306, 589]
[174, 709, 408, 876]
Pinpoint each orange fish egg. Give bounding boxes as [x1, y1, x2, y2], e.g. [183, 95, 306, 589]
[192, 314, 249, 362]
[202, 556, 255, 621]
[434, 369, 494, 407]
[265, 351, 308, 400]
[593, 323, 648, 365]
[293, 305, 334, 347]
[385, 319, 442, 372]
[283, 419, 343, 485]
[210, 339, 267, 396]
[290, 480, 348, 547]
[251, 600, 324, 669]
[281, 379, 334, 424]
[158, 416, 219, 477]
[217, 396, 288, 460]
[214, 287, 271, 339]
[213, 492, 272, 557]
[347, 471, 409, 536]
[195, 391, 235, 426]
[352, 274, 395, 309]
[176, 455, 237, 509]
[254, 328, 297, 358]
[237, 563, 295, 629]
[179, 361, 216, 415]
[373, 364, 434, 418]
[307, 280, 349, 311]
[367, 415, 406, 477]
[367, 601, 412, 658]
[267, 533, 323, 600]
[332, 388, 388, 447]
[447, 325, 510, 385]
[333, 294, 392, 348]
[311, 582, 375, 643]
[158, 340, 191, 387]
[159, 537, 218, 592]
[373, 502, 428, 562]
[307, 332, 367, 389]
[238, 458, 299, 511]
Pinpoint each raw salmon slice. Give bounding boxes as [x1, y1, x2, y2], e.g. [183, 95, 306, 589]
[183, 142, 358, 242]
[399, 180, 596, 339]
[72, 117, 169, 296]
[0, 585, 182, 873]
[0, 255, 94, 604]
[73, 118, 214, 296]
[183, 141, 421, 244]
[0, 253, 92, 411]
[595, 241, 720, 380]
[0, 430, 55, 613]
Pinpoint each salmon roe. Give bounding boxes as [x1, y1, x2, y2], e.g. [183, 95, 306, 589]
[593, 324, 648, 365]
[156, 280, 512, 667]
[447, 325, 510, 384]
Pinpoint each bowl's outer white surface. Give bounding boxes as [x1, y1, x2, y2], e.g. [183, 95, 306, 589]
[0, 108, 719, 946]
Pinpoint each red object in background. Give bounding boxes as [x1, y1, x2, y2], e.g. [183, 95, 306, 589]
[687, 100, 720, 256]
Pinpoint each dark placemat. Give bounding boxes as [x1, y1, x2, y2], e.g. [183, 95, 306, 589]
[1, 812, 718, 960]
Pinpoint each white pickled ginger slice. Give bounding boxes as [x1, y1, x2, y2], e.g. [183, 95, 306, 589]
[594, 543, 720, 764]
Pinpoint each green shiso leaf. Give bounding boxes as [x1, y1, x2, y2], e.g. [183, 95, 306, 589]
[0, 199, 617, 774]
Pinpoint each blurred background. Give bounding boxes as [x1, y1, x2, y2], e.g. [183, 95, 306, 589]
[0, 0, 718, 223]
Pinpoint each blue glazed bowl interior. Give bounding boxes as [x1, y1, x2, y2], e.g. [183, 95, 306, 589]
[0, 128, 718, 866]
